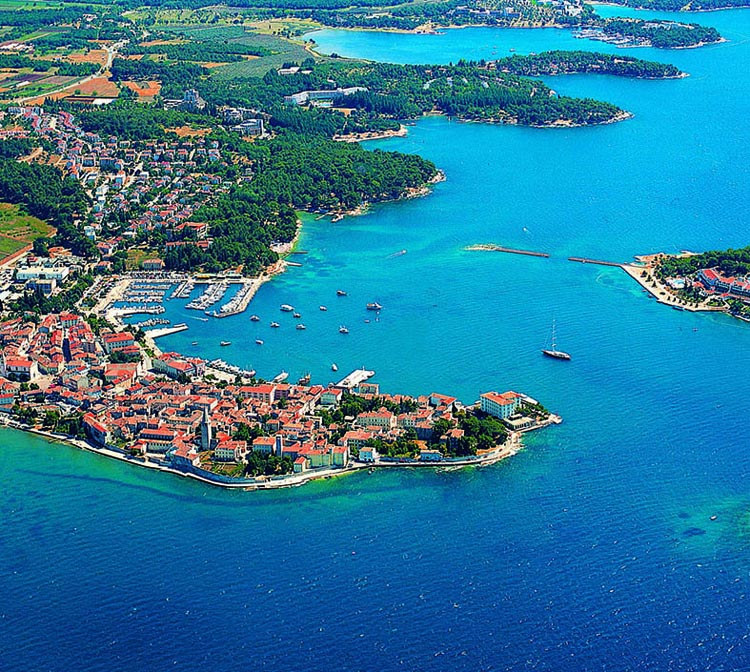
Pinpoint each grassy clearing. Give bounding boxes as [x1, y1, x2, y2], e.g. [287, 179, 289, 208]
[0, 202, 53, 260]
[126, 247, 160, 271]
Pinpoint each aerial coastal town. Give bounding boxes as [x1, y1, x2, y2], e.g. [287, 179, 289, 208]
[0, 2, 742, 490]
[0, 105, 559, 488]
[0, 97, 747, 487]
[0, 302, 558, 488]
[0, 101, 559, 488]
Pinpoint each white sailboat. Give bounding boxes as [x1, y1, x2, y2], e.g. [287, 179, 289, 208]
[542, 319, 571, 361]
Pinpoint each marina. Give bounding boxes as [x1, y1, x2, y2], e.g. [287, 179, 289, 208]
[213, 280, 258, 318]
[186, 282, 229, 311]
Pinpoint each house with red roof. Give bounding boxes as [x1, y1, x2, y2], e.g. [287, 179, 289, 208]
[479, 391, 523, 420]
[102, 332, 136, 354]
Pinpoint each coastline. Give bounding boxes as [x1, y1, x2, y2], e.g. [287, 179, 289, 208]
[620, 257, 726, 314]
[1, 415, 560, 491]
[328, 168, 446, 220]
[333, 124, 408, 143]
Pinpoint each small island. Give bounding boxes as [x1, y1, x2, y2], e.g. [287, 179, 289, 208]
[622, 247, 750, 321]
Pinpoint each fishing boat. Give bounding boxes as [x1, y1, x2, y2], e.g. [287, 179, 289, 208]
[280, 304, 294, 312]
[336, 290, 347, 296]
[331, 363, 338, 372]
[255, 339, 264, 345]
[339, 325, 349, 334]
[542, 320, 571, 361]
[296, 324, 306, 330]
[366, 302, 383, 311]
[250, 314, 260, 322]
[298, 372, 311, 385]
[220, 341, 231, 347]
[270, 321, 280, 328]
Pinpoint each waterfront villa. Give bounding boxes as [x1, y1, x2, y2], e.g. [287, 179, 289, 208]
[480, 391, 524, 420]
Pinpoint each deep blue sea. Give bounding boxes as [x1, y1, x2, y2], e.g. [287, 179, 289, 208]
[4, 9, 750, 672]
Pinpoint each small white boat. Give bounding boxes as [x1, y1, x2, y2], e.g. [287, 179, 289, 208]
[220, 341, 231, 346]
[280, 304, 294, 312]
[331, 363, 338, 372]
[339, 325, 349, 334]
[250, 314, 260, 322]
[270, 321, 280, 328]
[336, 290, 347, 296]
[296, 324, 306, 330]
[255, 339, 264, 345]
[366, 302, 382, 311]
[320, 305, 328, 311]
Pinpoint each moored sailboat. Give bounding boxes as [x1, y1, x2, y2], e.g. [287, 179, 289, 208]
[542, 319, 571, 361]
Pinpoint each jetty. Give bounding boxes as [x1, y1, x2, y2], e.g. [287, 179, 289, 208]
[568, 257, 624, 268]
[466, 244, 549, 258]
[208, 358, 256, 379]
[336, 367, 375, 390]
[111, 305, 165, 317]
[146, 323, 189, 339]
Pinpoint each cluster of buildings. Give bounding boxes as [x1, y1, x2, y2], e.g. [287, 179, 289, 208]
[13, 252, 87, 296]
[4, 106, 243, 254]
[0, 308, 545, 481]
[283, 87, 367, 107]
[695, 268, 750, 303]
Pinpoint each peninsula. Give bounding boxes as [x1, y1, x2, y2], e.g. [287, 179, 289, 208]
[622, 248, 750, 321]
[0, 301, 560, 489]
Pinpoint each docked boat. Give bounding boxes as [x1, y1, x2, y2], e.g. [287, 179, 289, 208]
[366, 302, 383, 311]
[298, 372, 311, 385]
[336, 290, 347, 296]
[339, 325, 349, 334]
[331, 363, 338, 372]
[542, 320, 571, 361]
[296, 324, 306, 330]
[255, 339, 264, 345]
[250, 314, 260, 322]
[320, 305, 328, 311]
[270, 321, 280, 328]
[220, 341, 231, 347]
[273, 371, 289, 383]
[280, 304, 294, 312]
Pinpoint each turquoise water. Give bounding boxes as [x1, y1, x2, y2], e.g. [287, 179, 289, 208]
[4, 11, 750, 672]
